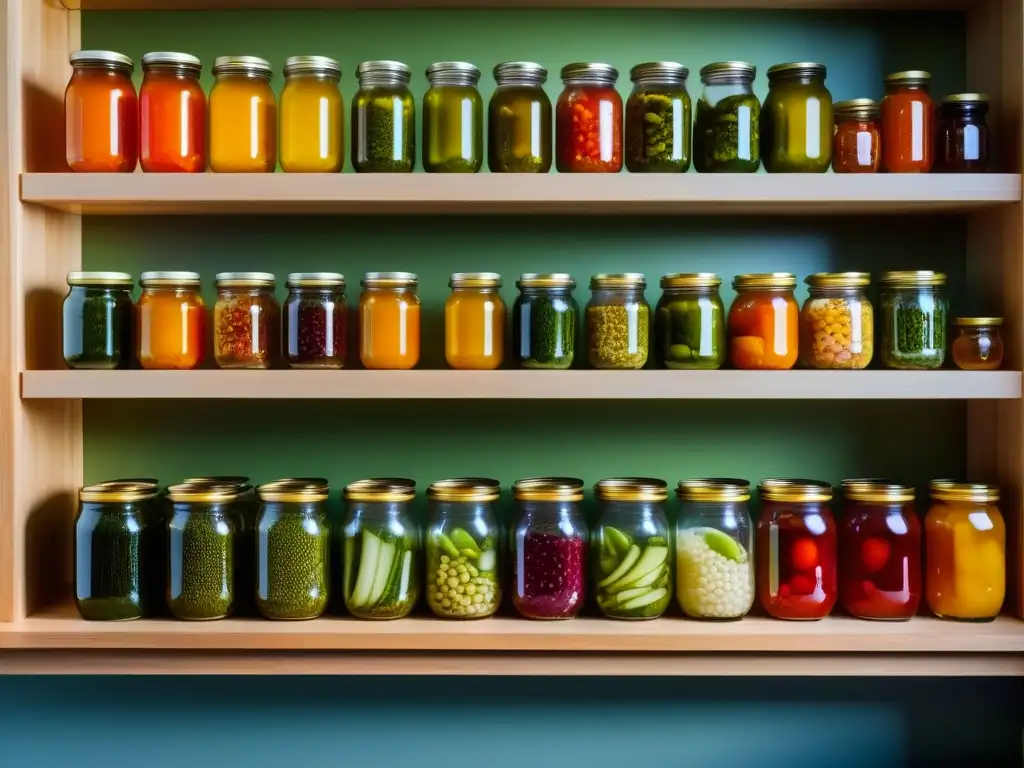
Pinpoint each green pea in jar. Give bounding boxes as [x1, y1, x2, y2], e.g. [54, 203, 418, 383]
[878, 270, 948, 370]
[586, 273, 650, 369]
[654, 273, 725, 369]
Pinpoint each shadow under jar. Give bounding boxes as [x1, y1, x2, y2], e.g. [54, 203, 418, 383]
[136, 270, 205, 370]
[587, 273, 650, 369]
[799, 272, 874, 370]
[512, 273, 578, 369]
[209, 56, 276, 173]
[445, 272, 505, 370]
[727, 273, 799, 370]
[489, 61, 552, 173]
[352, 60, 415, 173]
[832, 98, 880, 174]
[935, 93, 990, 173]
[881, 70, 934, 174]
[951, 317, 1004, 370]
[214, 271, 280, 369]
[694, 61, 759, 173]
[654, 272, 725, 370]
[284, 272, 347, 369]
[424, 61, 483, 173]
[279, 55, 344, 173]
[62, 271, 134, 370]
[625, 61, 691, 173]
[359, 272, 420, 370]
[139, 52, 205, 173]
[556, 62, 623, 173]
[878, 270, 948, 370]
[65, 50, 138, 172]
[761, 62, 833, 173]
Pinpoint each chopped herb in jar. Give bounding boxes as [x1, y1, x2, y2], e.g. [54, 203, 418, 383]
[587, 304, 650, 369]
[257, 511, 330, 620]
[169, 509, 234, 621]
[75, 507, 145, 621]
[694, 93, 760, 173]
[881, 296, 947, 369]
[514, 295, 577, 369]
[353, 93, 415, 173]
[63, 287, 133, 370]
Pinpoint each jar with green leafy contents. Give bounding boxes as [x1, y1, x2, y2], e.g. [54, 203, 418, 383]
[879, 270, 948, 370]
[694, 61, 760, 173]
[513, 273, 578, 369]
[343, 478, 421, 620]
[655, 273, 725, 369]
[352, 60, 415, 173]
[626, 62, 691, 173]
[424, 61, 483, 173]
[587, 273, 650, 369]
[426, 478, 501, 619]
[489, 61, 551, 173]
[593, 479, 672, 620]
[761, 62, 833, 173]
[255, 480, 330, 620]
[63, 271, 134, 369]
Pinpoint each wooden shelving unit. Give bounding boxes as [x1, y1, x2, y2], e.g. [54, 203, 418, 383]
[57, 0, 986, 10]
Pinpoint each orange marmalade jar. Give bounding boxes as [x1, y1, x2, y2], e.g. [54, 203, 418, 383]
[881, 70, 934, 173]
[140, 52, 206, 173]
[359, 272, 421, 370]
[136, 271, 205, 369]
[728, 273, 799, 370]
[832, 99, 880, 173]
[65, 50, 138, 172]
[445, 272, 505, 370]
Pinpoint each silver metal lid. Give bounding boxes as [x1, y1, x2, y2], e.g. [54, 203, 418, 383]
[284, 55, 341, 79]
[767, 62, 826, 81]
[142, 52, 201, 75]
[67, 271, 133, 287]
[700, 61, 756, 85]
[286, 272, 346, 288]
[630, 61, 689, 84]
[140, 270, 201, 286]
[493, 61, 547, 86]
[215, 271, 276, 287]
[70, 50, 133, 72]
[213, 56, 273, 79]
[426, 61, 481, 87]
[356, 60, 411, 85]
[561, 62, 618, 86]
[450, 272, 502, 289]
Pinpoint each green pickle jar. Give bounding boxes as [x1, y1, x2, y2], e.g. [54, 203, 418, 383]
[424, 61, 483, 173]
[761, 62, 833, 173]
[879, 270, 948, 370]
[626, 61, 692, 173]
[62, 271, 134, 370]
[489, 61, 552, 173]
[694, 61, 760, 173]
[655, 272, 725, 369]
[352, 60, 415, 173]
[512, 273, 578, 369]
[586, 273, 650, 369]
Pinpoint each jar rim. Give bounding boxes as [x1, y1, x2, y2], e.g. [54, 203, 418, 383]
[942, 92, 989, 105]
[428, 477, 501, 502]
[287, 272, 346, 288]
[884, 70, 932, 86]
[834, 98, 879, 120]
[953, 316, 1003, 327]
[450, 272, 502, 289]
[660, 272, 721, 290]
[142, 51, 201, 75]
[258, 479, 329, 503]
[493, 61, 547, 85]
[213, 55, 272, 78]
[594, 477, 668, 502]
[878, 270, 947, 288]
[356, 60, 411, 84]
[929, 480, 999, 503]
[166, 482, 240, 503]
[733, 273, 796, 291]
[630, 61, 689, 83]
[70, 49, 133, 72]
[841, 479, 915, 503]
[345, 478, 416, 502]
[590, 273, 645, 290]
[513, 477, 584, 502]
[676, 478, 751, 502]
[767, 61, 826, 80]
[284, 55, 341, 79]
[362, 271, 418, 288]
[699, 61, 755, 84]
[805, 272, 871, 289]
[182, 475, 251, 487]
[561, 62, 618, 86]
[758, 478, 833, 503]
[426, 60, 481, 86]
[67, 271, 133, 287]
[80, 481, 159, 503]
[216, 271, 275, 289]
[517, 273, 575, 290]
[141, 270, 201, 287]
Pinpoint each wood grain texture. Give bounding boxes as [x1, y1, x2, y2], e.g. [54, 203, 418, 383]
[58, 0, 982, 9]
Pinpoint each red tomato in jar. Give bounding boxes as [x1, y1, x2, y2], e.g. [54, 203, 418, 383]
[790, 538, 818, 571]
[861, 537, 890, 573]
[789, 574, 816, 596]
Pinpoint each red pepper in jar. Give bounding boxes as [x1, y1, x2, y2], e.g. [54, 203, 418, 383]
[214, 272, 280, 369]
[556, 63, 623, 173]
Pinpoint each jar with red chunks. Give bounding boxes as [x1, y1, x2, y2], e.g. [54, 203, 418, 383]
[839, 479, 921, 620]
[556, 63, 623, 173]
[756, 479, 837, 620]
[214, 272, 281, 369]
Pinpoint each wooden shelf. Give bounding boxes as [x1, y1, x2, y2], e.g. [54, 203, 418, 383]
[58, 0, 984, 10]
[20, 173, 1021, 216]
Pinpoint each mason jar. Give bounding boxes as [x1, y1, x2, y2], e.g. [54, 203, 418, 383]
[655, 272, 725, 369]
[626, 61, 691, 173]
[446, 272, 505, 370]
[284, 272, 347, 369]
[951, 317, 1004, 371]
[137, 270, 205, 370]
[935, 93, 990, 172]
[556, 62, 622, 173]
[63, 271, 134, 370]
[66, 50, 138, 172]
[359, 272, 421, 369]
[728, 273, 800, 370]
[761, 62, 833, 173]
[280, 55, 343, 173]
[694, 61, 759, 173]
[352, 60, 415, 173]
[209, 56, 276, 173]
[799, 272, 874, 370]
[881, 70, 934, 173]
[424, 61, 483, 173]
[512, 273, 578, 369]
[489, 61, 551, 173]
[878, 270, 948, 370]
[586, 273, 650, 369]
[214, 272, 280, 369]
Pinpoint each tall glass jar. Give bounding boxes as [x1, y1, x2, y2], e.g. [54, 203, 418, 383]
[556, 63, 622, 173]
[426, 478, 502, 619]
[446, 272, 505, 370]
[799, 272, 874, 370]
[728, 273, 799, 370]
[280, 55, 343, 173]
[935, 93, 990, 173]
[756, 479, 837, 620]
[65, 50, 138, 172]
[881, 70, 934, 173]
[214, 272, 280, 369]
[284, 272, 347, 369]
[424, 61, 483, 173]
[255, 480, 330, 620]
[359, 272, 420, 369]
[209, 56, 276, 173]
[343, 478, 421, 620]
[489, 61, 551, 173]
[676, 479, 755, 620]
[952, 317, 1004, 370]
[512, 273, 577, 369]
[926, 481, 1005, 621]
[593, 478, 671, 620]
[140, 52, 205, 173]
[352, 60, 415, 173]
[137, 271, 205, 370]
[586, 273, 650, 369]
[878, 270, 947, 370]
[512, 478, 587, 620]
[832, 99, 880, 174]
[625, 61, 691, 173]
[63, 271, 134, 370]
[761, 62, 832, 173]
[694, 61, 759, 173]
[654, 272, 725, 370]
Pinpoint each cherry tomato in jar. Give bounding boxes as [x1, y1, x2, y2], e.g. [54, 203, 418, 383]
[790, 537, 818, 571]
[860, 537, 891, 573]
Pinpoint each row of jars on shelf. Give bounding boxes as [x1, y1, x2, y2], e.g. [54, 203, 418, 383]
[63, 269, 1003, 372]
[75, 476, 1006, 623]
[66, 51, 989, 175]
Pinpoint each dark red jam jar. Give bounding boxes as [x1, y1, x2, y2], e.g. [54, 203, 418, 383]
[284, 272, 347, 369]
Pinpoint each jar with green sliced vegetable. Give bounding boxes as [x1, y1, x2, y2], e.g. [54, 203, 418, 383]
[63, 271, 134, 370]
[626, 62, 691, 173]
[343, 478, 421, 620]
[424, 61, 483, 173]
[489, 61, 551, 173]
[512, 273, 578, 369]
[694, 61, 760, 173]
[655, 272, 725, 369]
[587, 273, 650, 369]
[878, 270, 948, 370]
[352, 60, 415, 173]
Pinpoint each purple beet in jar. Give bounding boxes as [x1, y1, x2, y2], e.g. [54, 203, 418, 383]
[284, 272, 347, 369]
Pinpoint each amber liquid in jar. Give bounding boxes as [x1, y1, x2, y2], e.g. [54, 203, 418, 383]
[951, 318, 1003, 371]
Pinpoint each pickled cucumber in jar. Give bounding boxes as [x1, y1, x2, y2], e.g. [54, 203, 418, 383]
[694, 92, 760, 173]
[655, 273, 726, 369]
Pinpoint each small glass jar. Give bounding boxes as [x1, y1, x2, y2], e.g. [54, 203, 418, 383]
[284, 272, 347, 369]
[214, 271, 280, 370]
[654, 272, 725, 370]
[255, 480, 330, 620]
[832, 98, 880, 174]
[728, 273, 799, 370]
[625, 61, 691, 173]
[926, 481, 1005, 621]
[137, 271, 205, 370]
[426, 478, 502, 619]
[424, 61, 483, 173]
[878, 270, 948, 370]
[799, 272, 874, 370]
[935, 93, 990, 173]
[586, 273, 650, 369]
[139, 52, 205, 173]
[343, 478, 421, 620]
[675, 479, 755, 620]
[881, 70, 934, 174]
[446, 272, 505, 370]
[761, 62, 833, 173]
[593, 478, 671, 620]
[512, 478, 588, 620]
[694, 61, 759, 173]
[280, 56, 343, 173]
[512, 273, 578, 370]
[556, 63, 623, 173]
[489, 61, 552, 173]
[65, 50, 138, 172]
[359, 272, 420, 369]
[952, 317, 1004, 370]
[756, 479, 837, 621]
[352, 60, 415, 173]
[209, 56, 276, 173]
[63, 271, 134, 370]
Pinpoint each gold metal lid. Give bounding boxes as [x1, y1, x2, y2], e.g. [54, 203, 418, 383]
[590, 273, 646, 290]
[660, 273, 721, 290]
[67, 271, 133, 287]
[166, 482, 240, 503]
[344, 478, 416, 503]
[183, 475, 250, 487]
[493, 61, 547, 86]
[110, 477, 160, 487]
[561, 62, 618, 86]
[758, 479, 833, 503]
[428, 478, 501, 502]
[142, 52, 201, 75]
[215, 271, 275, 288]
[284, 55, 340, 79]
[426, 61, 481, 87]
[140, 270, 201, 287]
[841, 479, 915, 503]
[676, 478, 751, 503]
[517, 273, 575, 290]
[805, 272, 871, 289]
[80, 481, 159, 503]
[361, 272, 418, 288]
[286, 272, 345, 289]
[213, 55, 272, 79]
[884, 70, 931, 87]
[70, 50, 134, 72]
[513, 477, 584, 502]
[767, 62, 826, 80]
[594, 477, 668, 503]
[630, 62, 689, 84]
[699, 61, 755, 84]
[953, 316, 1003, 327]
[450, 272, 502, 289]
[356, 60, 411, 85]
[929, 480, 999, 503]
[834, 98, 879, 121]
[878, 270, 947, 288]
[942, 93, 989, 105]
[257, 479, 329, 503]
[733, 273, 797, 291]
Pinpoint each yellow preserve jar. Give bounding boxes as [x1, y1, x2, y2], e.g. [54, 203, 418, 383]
[210, 56, 276, 172]
[279, 56, 343, 173]
[761, 62, 833, 173]
[424, 61, 483, 173]
[445, 272, 505, 370]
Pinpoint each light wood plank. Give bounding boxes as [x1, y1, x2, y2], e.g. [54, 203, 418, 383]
[59, 0, 983, 10]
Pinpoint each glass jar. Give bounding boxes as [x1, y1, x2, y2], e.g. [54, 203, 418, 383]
[424, 61, 483, 173]
[756, 479, 837, 620]
[445, 272, 505, 370]
[343, 478, 420, 620]
[935, 93, 990, 173]
[728, 273, 799, 370]
[65, 50, 138, 172]
[214, 271, 280, 369]
[352, 60, 415, 173]
[952, 317, 1004, 370]
[255, 480, 330, 620]
[799, 272, 874, 370]
[511, 478, 588, 619]
[839, 480, 922, 621]
[654, 272, 725, 370]
[489, 61, 551, 173]
[279, 56, 343, 173]
[512, 273, 578, 370]
[926, 481, 1005, 621]
[761, 62, 832, 173]
[878, 270, 948, 370]
[556, 62, 623, 173]
[359, 272, 420, 369]
[426, 478, 502, 619]
[136, 271, 205, 370]
[881, 70, 934, 173]
[593, 478, 671, 620]
[675, 479, 755, 620]
[694, 61, 759, 173]
[832, 98, 880, 174]
[209, 56, 276, 173]
[586, 273, 650, 369]
[625, 61, 691, 173]
[284, 272, 347, 369]
[139, 52, 205, 173]
[63, 271, 134, 370]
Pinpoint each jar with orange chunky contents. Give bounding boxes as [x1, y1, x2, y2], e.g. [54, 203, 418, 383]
[214, 272, 280, 369]
[832, 99, 880, 173]
[556, 63, 623, 173]
[951, 317, 1004, 370]
[727, 273, 800, 370]
[799, 272, 873, 369]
